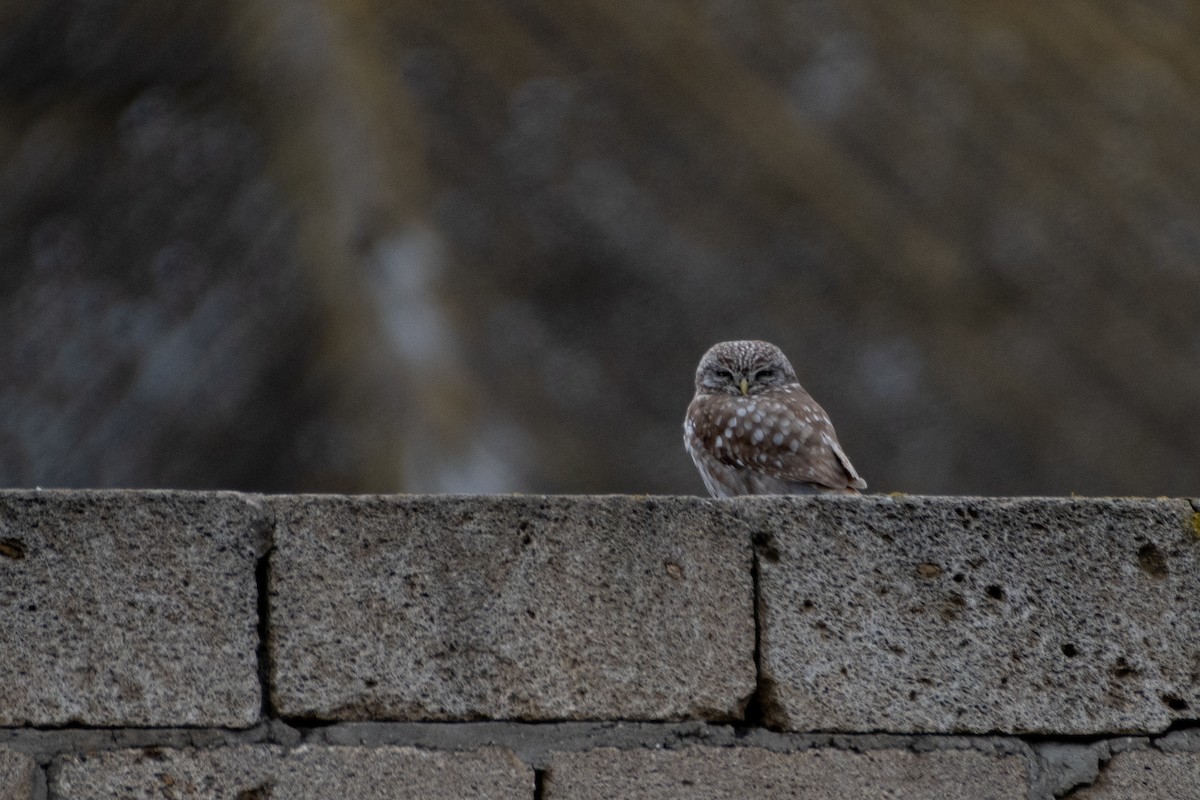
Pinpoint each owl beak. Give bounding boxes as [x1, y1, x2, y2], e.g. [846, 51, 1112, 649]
[739, 378, 749, 396]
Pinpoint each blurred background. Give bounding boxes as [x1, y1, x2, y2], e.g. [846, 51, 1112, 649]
[1, 0, 1198, 496]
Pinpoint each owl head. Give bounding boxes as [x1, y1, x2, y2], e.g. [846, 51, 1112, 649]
[694, 340, 798, 397]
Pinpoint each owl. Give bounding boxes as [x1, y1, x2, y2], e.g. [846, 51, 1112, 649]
[684, 340, 866, 497]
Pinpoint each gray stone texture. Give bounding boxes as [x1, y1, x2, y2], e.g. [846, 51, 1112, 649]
[543, 746, 1027, 799]
[1072, 750, 1200, 798]
[52, 745, 531, 799]
[268, 495, 755, 721]
[1031, 742, 1106, 798]
[754, 495, 1200, 734]
[0, 490, 266, 726]
[0, 748, 36, 800]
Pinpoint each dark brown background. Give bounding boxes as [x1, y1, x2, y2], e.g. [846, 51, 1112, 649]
[2, 0, 1198, 496]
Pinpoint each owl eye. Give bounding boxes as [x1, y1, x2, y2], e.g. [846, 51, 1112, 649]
[755, 369, 776, 381]
[713, 368, 734, 381]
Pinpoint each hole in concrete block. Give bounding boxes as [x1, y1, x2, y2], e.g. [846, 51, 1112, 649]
[1061, 643, 1079, 658]
[0, 538, 26, 559]
[1112, 657, 1138, 679]
[238, 785, 273, 800]
[1161, 693, 1189, 711]
[742, 690, 766, 727]
[985, 584, 1006, 601]
[939, 593, 966, 621]
[742, 670, 789, 730]
[916, 562, 942, 579]
[752, 531, 781, 563]
[1136, 543, 1169, 579]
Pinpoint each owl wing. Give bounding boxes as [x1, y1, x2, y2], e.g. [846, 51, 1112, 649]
[760, 391, 866, 491]
[693, 389, 866, 492]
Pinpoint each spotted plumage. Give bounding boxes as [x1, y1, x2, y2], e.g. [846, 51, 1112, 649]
[684, 340, 866, 497]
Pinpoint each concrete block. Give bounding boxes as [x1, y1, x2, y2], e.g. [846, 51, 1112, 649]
[0, 748, 37, 800]
[52, 745, 532, 799]
[1072, 750, 1200, 798]
[754, 496, 1200, 734]
[0, 491, 266, 726]
[269, 495, 755, 720]
[544, 746, 1027, 799]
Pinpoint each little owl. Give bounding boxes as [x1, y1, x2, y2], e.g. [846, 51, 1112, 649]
[684, 340, 866, 497]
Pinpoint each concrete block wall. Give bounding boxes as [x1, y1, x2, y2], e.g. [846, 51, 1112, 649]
[1, 491, 1197, 798]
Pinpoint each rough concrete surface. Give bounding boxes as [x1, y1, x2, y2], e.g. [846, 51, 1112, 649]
[753, 495, 1200, 734]
[268, 495, 755, 721]
[51, 745, 532, 799]
[0, 491, 266, 727]
[1071, 750, 1200, 797]
[0, 748, 36, 800]
[543, 746, 1027, 799]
